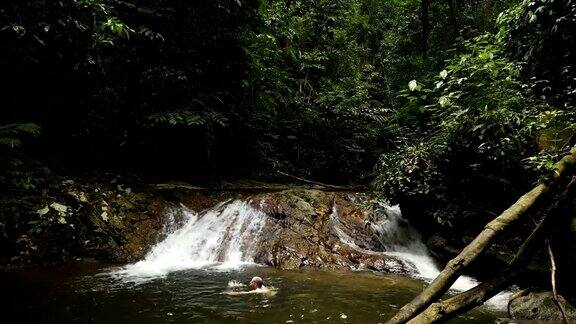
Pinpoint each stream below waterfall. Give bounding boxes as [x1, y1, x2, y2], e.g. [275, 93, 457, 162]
[0, 195, 512, 323]
[1, 264, 507, 323]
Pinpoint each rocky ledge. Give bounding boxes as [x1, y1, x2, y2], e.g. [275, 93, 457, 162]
[3, 178, 167, 265]
[4, 181, 417, 276]
[509, 291, 576, 321]
[245, 189, 417, 274]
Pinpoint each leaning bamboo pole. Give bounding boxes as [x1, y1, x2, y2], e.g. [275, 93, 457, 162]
[408, 176, 576, 323]
[386, 147, 576, 324]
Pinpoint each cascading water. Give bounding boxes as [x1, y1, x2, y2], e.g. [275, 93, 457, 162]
[371, 204, 479, 288]
[330, 202, 510, 307]
[111, 200, 268, 282]
[109, 195, 509, 308]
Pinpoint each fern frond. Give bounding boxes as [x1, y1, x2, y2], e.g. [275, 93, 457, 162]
[0, 123, 41, 137]
[0, 138, 22, 148]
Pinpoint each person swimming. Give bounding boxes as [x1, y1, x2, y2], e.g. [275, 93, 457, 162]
[223, 277, 276, 296]
[249, 276, 263, 290]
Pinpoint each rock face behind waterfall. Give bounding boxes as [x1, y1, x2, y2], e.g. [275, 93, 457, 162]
[1, 178, 168, 266]
[3, 179, 416, 277]
[242, 189, 416, 274]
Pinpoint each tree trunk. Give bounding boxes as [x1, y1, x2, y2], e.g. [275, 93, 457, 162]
[420, 0, 430, 58]
[408, 272, 514, 323]
[447, 0, 460, 34]
[385, 147, 576, 324]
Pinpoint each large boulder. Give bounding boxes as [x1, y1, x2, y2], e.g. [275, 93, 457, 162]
[509, 291, 576, 321]
[9, 178, 169, 265]
[244, 189, 417, 274]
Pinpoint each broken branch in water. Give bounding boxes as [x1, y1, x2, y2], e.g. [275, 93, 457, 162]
[547, 240, 569, 323]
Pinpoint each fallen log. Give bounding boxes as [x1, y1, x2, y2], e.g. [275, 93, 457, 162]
[406, 176, 576, 323]
[407, 272, 514, 323]
[386, 147, 576, 324]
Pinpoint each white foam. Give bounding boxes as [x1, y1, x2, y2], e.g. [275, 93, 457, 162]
[227, 280, 246, 288]
[331, 204, 511, 309]
[109, 200, 267, 282]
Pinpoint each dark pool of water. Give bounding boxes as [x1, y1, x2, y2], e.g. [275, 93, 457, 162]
[0, 263, 508, 323]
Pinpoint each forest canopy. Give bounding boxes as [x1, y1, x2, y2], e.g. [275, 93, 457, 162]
[5, 0, 563, 183]
[1, 0, 575, 306]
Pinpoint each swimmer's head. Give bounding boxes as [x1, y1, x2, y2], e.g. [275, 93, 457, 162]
[249, 276, 263, 290]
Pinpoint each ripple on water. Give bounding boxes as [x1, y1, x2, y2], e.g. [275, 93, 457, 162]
[0, 251, 510, 322]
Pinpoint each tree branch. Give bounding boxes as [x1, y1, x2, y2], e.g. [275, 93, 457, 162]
[547, 240, 569, 323]
[276, 171, 354, 190]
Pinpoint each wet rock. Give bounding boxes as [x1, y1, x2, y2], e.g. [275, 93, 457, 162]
[7, 182, 420, 276]
[509, 291, 576, 321]
[247, 189, 417, 275]
[10, 178, 170, 265]
[76, 187, 167, 263]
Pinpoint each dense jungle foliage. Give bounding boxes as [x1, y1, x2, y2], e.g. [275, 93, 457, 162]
[1, 0, 575, 300]
[2, 0, 533, 183]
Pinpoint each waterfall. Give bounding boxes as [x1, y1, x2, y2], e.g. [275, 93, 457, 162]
[330, 203, 510, 307]
[108, 195, 509, 308]
[110, 200, 267, 282]
[331, 203, 478, 290]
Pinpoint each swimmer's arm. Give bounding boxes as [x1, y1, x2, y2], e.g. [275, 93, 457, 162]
[222, 287, 276, 296]
[223, 290, 259, 295]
